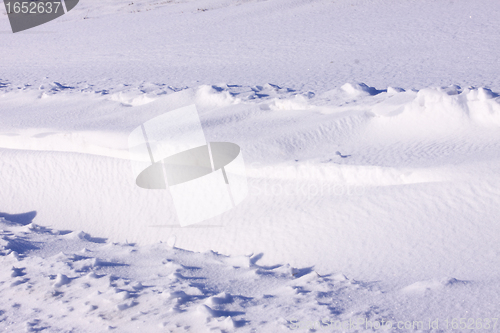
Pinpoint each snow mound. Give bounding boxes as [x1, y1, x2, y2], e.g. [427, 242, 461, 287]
[341, 82, 380, 97]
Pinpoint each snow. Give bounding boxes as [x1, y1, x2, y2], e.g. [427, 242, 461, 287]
[1, 218, 499, 332]
[2, 0, 500, 92]
[1, 0, 500, 331]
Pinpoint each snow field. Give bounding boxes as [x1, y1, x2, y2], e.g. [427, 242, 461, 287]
[2, 0, 500, 91]
[1, 0, 500, 330]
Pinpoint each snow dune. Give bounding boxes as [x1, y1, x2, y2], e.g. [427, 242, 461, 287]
[1, 83, 500, 287]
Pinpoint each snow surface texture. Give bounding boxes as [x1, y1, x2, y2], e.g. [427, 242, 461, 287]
[1, 0, 500, 91]
[1, 218, 499, 333]
[1, 83, 500, 332]
[1, 0, 500, 331]
[2, 83, 500, 282]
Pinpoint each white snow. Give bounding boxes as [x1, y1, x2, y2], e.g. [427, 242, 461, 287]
[1, 0, 500, 332]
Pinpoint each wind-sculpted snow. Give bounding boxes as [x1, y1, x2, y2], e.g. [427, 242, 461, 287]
[1, 0, 500, 330]
[0, 218, 386, 332]
[1, 217, 499, 333]
[1, 82, 499, 162]
[1, 82, 500, 286]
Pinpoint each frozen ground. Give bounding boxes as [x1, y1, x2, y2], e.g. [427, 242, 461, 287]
[1, 0, 500, 332]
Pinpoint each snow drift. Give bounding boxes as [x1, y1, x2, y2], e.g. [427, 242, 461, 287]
[2, 84, 500, 285]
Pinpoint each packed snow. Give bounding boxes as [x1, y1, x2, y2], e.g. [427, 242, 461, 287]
[1, 0, 500, 332]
